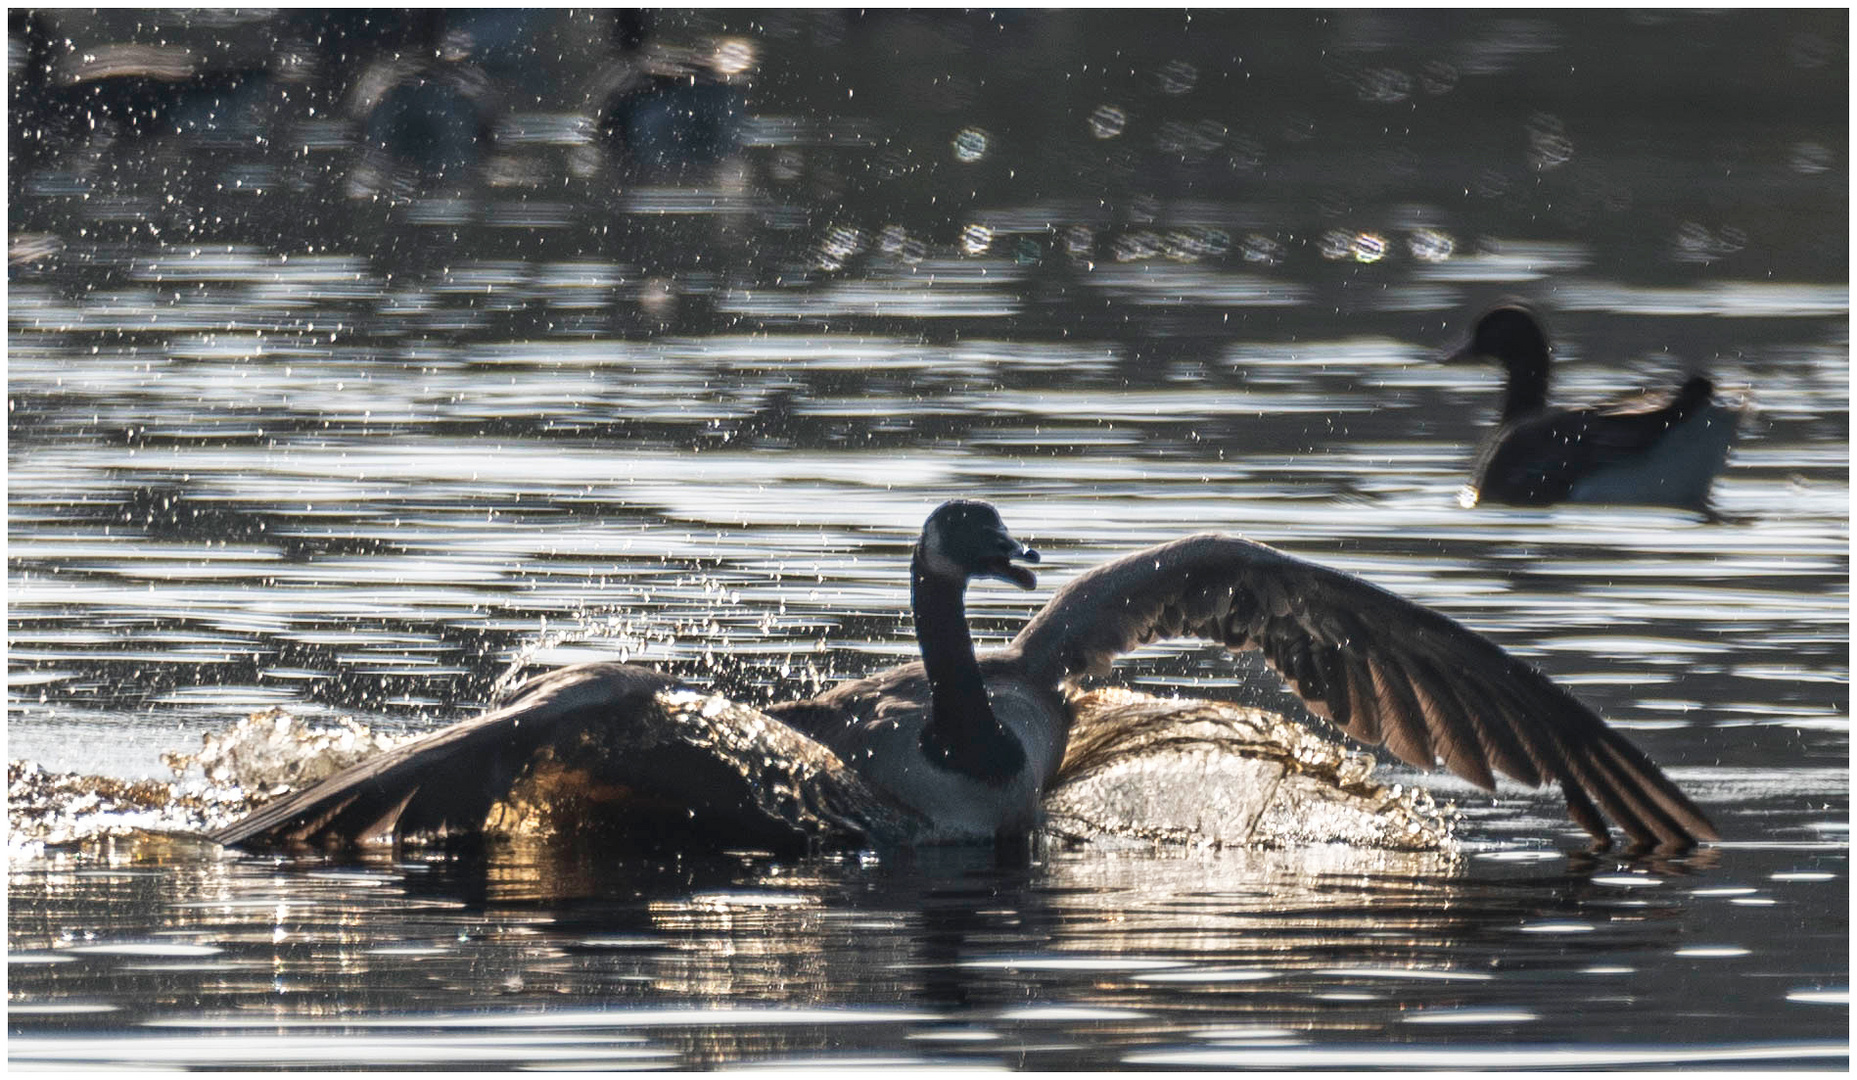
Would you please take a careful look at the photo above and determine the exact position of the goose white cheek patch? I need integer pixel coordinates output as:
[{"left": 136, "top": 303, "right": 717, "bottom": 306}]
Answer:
[{"left": 920, "top": 529, "right": 968, "bottom": 581}]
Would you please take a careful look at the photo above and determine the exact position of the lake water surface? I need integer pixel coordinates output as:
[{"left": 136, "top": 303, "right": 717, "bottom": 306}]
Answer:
[{"left": 7, "top": 9, "right": 1848, "bottom": 1070}]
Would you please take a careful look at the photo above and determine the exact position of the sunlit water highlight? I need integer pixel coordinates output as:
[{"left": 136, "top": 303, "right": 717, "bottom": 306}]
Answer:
[{"left": 7, "top": 8, "right": 1848, "bottom": 1070}]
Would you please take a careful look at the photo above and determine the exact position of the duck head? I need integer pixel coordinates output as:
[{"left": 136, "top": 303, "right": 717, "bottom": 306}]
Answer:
[
  {"left": 1446, "top": 303, "right": 1551, "bottom": 368},
  {"left": 1447, "top": 304, "right": 1554, "bottom": 420},
  {"left": 917, "top": 500, "right": 1040, "bottom": 589}
]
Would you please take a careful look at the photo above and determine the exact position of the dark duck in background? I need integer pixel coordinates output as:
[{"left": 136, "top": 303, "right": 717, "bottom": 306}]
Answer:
[{"left": 1447, "top": 304, "right": 1741, "bottom": 513}]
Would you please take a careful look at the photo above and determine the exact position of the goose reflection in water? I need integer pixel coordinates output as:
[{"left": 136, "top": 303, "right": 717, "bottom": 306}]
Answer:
[{"left": 211, "top": 501, "right": 1716, "bottom": 856}]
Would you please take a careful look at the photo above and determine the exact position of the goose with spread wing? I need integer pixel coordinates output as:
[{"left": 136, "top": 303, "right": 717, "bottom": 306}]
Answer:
[
  {"left": 211, "top": 500, "right": 1716, "bottom": 854},
  {"left": 1448, "top": 304, "right": 1740, "bottom": 512}
]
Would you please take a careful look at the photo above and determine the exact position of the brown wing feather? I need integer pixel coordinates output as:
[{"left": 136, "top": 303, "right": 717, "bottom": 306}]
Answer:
[
  {"left": 209, "top": 663, "right": 681, "bottom": 849},
  {"left": 213, "top": 662, "right": 916, "bottom": 852},
  {"left": 1010, "top": 535, "right": 1716, "bottom": 848}
]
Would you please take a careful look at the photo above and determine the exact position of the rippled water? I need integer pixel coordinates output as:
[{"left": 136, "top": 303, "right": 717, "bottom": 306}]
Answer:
[
  {"left": 7, "top": 8, "right": 1849, "bottom": 1070},
  {"left": 6, "top": 842, "right": 1850, "bottom": 1069}
]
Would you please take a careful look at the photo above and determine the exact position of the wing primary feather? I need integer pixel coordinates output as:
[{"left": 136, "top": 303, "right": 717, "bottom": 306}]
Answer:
[
  {"left": 1559, "top": 779, "right": 1613, "bottom": 848},
  {"left": 283, "top": 792, "right": 360, "bottom": 846},
  {"left": 1338, "top": 651, "right": 1381, "bottom": 743},
  {"left": 1585, "top": 725, "right": 1718, "bottom": 841},
  {"left": 1480, "top": 673, "right": 1582, "bottom": 785},
  {"left": 1591, "top": 733, "right": 1717, "bottom": 844},
  {"left": 1405, "top": 659, "right": 1496, "bottom": 790},
  {"left": 358, "top": 787, "right": 420, "bottom": 847},
  {"left": 1313, "top": 643, "right": 1351, "bottom": 729},
  {"left": 1366, "top": 656, "right": 1437, "bottom": 771},
  {"left": 1544, "top": 735, "right": 1656, "bottom": 846},
  {"left": 1319, "top": 609, "right": 1385, "bottom": 743},
  {"left": 1457, "top": 681, "right": 1544, "bottom": 788},
  {"left": 1471, "top": 674, "right": 1643, "bottom": 844},
  {"left": 1427, "top": 660, "right": 1541, "bottom": 788},
  {"left": 1479, "top": 665, "right": 1714, "bottom": 845},
  {"left": 1579, "top": 742, "right": 1688, "bottom": 847}
]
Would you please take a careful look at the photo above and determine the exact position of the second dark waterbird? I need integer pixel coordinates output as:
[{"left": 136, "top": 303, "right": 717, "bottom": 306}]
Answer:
[{"left": 1448, "top": 304, "right": 1741, "bottom": 513}]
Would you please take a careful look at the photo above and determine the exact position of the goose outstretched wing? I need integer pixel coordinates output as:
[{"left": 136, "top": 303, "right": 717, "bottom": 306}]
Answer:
[
  {"left": 210, "top": 663, "right": 907, "bottom": 851},
  {"left": 1009, "top": 535, "right": 1716, "bottom": 849}
]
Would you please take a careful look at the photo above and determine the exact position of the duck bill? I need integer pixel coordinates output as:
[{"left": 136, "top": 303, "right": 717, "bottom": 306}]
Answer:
[
  {"left": 997, "top": 561, "right": 1038, "bottom": 589},
  {"left": 986, "top": 543, "right": 1040, "bottom": 589},
  {"left": 1443, "top": 341, "right": 1481, "bottom": 365}
]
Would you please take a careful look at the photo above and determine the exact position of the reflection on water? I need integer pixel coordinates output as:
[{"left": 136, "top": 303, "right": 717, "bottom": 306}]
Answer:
[
  {"left": 7, "top": 7, "right": 1848, "bottom": 1071},
  {"left": 6, "top": 838, "right": 1847, "bottom": 1069},
  {"left": 9, "top": 317, "right": 1844, "bottom": 770}
]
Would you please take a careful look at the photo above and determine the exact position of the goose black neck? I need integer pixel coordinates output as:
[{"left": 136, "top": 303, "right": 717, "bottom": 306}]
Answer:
[
  {"left": 1501, "top": 355, "right": 1551, "bottom": 421},
  {"left": 910, "top": 552, "right": 1026, "bottom": 785},
  {"left": 1493, "top": 329, "right": 1553, "bottom": 421}
]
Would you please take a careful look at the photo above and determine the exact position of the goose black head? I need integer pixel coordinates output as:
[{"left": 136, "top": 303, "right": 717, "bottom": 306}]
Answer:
[
  {"left": 917, "top": 500, "right": 1040, "bottom": 589},
  {"left": 1447, "top": 304, "right": 1551, "bottom": 369}
]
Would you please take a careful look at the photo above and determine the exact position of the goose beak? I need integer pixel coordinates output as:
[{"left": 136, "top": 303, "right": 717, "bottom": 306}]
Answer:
[
  {"left": 982, "top": 539, "right": 1040, "bottom": 590},
  {"left": 1443, "top": 340, "right": 1480, "bottom": 365}
]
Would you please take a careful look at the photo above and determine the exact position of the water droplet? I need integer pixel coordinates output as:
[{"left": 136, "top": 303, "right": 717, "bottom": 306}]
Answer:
[
  {"left": 1344, "top": 233, "right": 1389, "bottom": 263},
  {"left": 951, "top": 127, "right": 990, "bottom": 163},
  {"left": 711, "top": 38, "right": 756, "bottom": 77},
  {"left": 959, "top": 223, "right": 993, "bottom": 255},
  {"left": 1355, "top": 67, "right": 1411, "bottom": 104},
  {"left": 1157, "top": 59, "right": 1198, "bottom": 96},
  {"left": 817, "top": 224, "right": 865, "bottom": 271},
  {"left": 1112, "top": 231, "right": 1161, "bottom": 262},
  {"left": 1789, "top": 141, "right": 1832, "bottom": 176},
  {"left": 1472, "top": 168, "right": 1511, "bottom": 198},
  {"left": 1418, "top": 60, "right": 1459, "bottom": 95},
  {"left": 1526, "top": 112, "right": 1573, "bottom": 171},
  {"left": 1241, "top": 233, "right": 1284, "bottom": 266},
  {"left": 770, "top": 148, "right": 803, "bottom": 183},
  {"left": 1088, "top": 104, "right": 1126, "bottom": 140},
  {"left": 1407, "top": 229, "right": 1455, "bottom": 262}
]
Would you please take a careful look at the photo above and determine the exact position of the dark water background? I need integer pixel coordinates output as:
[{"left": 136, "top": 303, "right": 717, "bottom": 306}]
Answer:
[{"left": 7, "top": 9, "right": 1849, "bottom": 1069}]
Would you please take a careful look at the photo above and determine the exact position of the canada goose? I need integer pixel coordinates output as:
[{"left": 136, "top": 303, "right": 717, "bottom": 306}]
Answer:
[
  {"left": 210, "top": 500, "right": 1717, "bottom": 853},
  {"left": 1447, "top": 304, "right": 1740, "bottom": 512}
]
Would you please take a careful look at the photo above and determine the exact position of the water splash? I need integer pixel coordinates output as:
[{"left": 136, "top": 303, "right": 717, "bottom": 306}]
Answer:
[
  {"left": 7, "top": 708, "right": 415, "bottom": 862},
  {"left": 10, "top": 687, "right": 1454, "bottom": 860},
  {"left": 1047, "top": 688, "right": 1456, "bottom": 851},
  {"left": 166, "top": 707, "right": 418, "bottom": 789}
]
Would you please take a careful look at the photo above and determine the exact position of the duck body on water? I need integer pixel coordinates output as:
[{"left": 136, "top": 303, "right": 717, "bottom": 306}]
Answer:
[
  {"left": 1449, "top": 304, "right": 1741, "bottom": 513},
  {"left": 212, "top": 500, "right": 1717, "bottom": 854}
]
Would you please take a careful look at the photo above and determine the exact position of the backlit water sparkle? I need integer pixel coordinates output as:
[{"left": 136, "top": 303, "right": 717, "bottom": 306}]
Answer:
[{"left": 7, "top": 8, "right": 1847, "bottom": 1070}]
